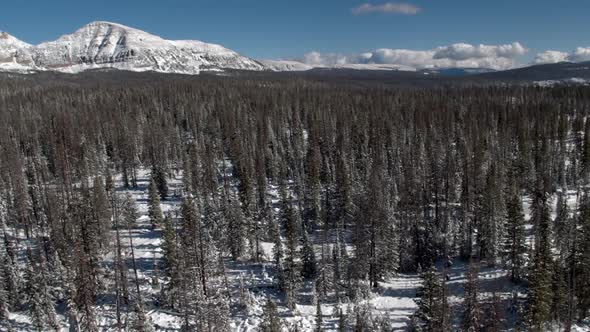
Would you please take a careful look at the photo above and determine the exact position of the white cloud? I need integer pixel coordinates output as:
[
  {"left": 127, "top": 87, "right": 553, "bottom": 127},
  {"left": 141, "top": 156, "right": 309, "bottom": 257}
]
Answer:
[
  {"left": 351, "top": 2, "right": 421, "bottom": 15},
  {"left": 533, "top": 50, "right": 569, "bottom": 64},
  {"left": 302, "top": 51, "right": 348, "bottom": 66},
  {"left": 296, "top": 42, "right": 528, "bottom": 71},
  {"left": 533, "top": 47, "right": 590, "bottom": 64},
  {"left": 434, "top": 42, "right": 527, "bottom": 60},
  {"left": 569, "top": 47, "right": 590, "bottom": 62}
]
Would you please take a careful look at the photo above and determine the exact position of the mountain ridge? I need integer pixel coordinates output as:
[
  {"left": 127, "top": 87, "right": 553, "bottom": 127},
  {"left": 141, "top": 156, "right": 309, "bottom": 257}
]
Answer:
[{"left": 0, "top": 21, "right": 264, "bottom": 74}]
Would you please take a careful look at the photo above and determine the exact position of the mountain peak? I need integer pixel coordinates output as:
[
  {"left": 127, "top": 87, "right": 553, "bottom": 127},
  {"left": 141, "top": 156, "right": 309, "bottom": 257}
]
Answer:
[
  {"left": 75, "top": 21, "right": 154, "bottom": 37},
  {"left": 1, "top": 21, "right": 264, "bottom": 74},
  {"left": 84, "top": 21, "right": 131, "bottom": 28},
  {"left": 0, "top": 31, "right": 32, "bottom": 48}
]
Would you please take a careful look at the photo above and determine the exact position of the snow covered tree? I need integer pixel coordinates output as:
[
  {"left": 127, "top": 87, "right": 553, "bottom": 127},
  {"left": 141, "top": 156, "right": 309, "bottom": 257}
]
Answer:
[
  {"left": 315, "top": 296, "right": 323, "bottom": 332},
  {"left": 478, "top": 162, "right": 505, "bottom": 266},
  {"left": 301, "top": 229, "right": 317, "bottom": 280},
  {"left": 485, "top": 292, "right": 504, "bottom": 332},
  {"left": 413, "top": 266, "right": 450, "bottom": 331},
  {"left": 128, "top": 303, "right": 156, "bottom": 332},
  {"left": 152, "top": 165, "right": 169, "bottom": 199},
  {"left": 526, "top": 191, "right": 553, "bottom": 331},
  {"left": 161, "top": 213, "right": 182, "bottom": 308},
  {"left": 352, "top": 157, "right": 398, "bottom": 290},
  {"left": 259, "top": 297, "right": 282, "bottom": 332},
  {"left": 0, "top": 264, "right": 8, "bottom": 323},
  {"left": 224, "top": 190, "right": 246, "bottom": 260},
  {"left": 304, "top": 144, "right": 322, "bottom": 231},
  {"left": 1, "top": 243, "right": 22, "bottom": 311},
  {"left": 148, "top": 176, "right": 164, "bottom": 226},
  {"left": 504, "top": 184, "right": 527, "bottom": 282},
  {"left": 92, "top": 176, "right": 111, "bottom": 250},
  {"left": 25, "top": 254, "right": 45, "bottom": 332},
  {"left": 283, "top": 192, "right": 301, "bottom": 309},
  {"left": 270, "top": 207, "right": 285, "bottom": 290},
  {"left": 550, "top": 259, "right": 568, "bottom": 326},
  {"left": 462, "top": 259, "right": 481, "bottom": 332},
  {"left": 554, "top": 191, "right": 571, "bottom": 258},
  {"left": 576, "top": 189, "right": 590, "bottom": 320},
  {"left": 23, "top": 247, "right": 59, "bottom": 332}
]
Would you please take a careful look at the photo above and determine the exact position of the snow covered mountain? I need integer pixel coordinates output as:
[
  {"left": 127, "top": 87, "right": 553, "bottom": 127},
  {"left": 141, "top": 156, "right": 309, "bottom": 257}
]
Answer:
[
  {"left": 0, "top": 32, "right": 38, "bottom": 73},
  {"left": 1, "top": 21, "right": 265, "bottom": 74},
  {"left": 260, "top": 59, "right": 315, "bottom": 72}
]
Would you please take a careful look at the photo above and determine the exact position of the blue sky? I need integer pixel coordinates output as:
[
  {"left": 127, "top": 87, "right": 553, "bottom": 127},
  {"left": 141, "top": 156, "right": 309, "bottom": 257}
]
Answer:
[{"left": 1, "top": 0, "right": 588, "bottom": 66}]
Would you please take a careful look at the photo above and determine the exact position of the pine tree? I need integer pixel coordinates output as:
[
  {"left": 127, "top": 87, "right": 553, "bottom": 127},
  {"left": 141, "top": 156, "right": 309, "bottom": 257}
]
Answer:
[
  {"left": 283, "top": 193, "right": 300, "bottom": 309},
  {"left": 478, "top": 162, "right": 505, "bottom": 266},
  {"left": 315, "top": 296, "right": 323, "bottom": 332},
  {"left": 526, "top": 191, "right": 553, "bottom": 331},
  {"left": 161, "top": 213, "right": 181, "bottom": 308},
  {"left": 260, "top": 297, "right": 282, "bottom": 332},
  {"left": 504, "top": 185, "right": 527, "bottom": 282},
  {"left": 0, "top": 255, "right": 9, "bottom": 322},
  {"left": 25, "top": 252, "right": 46, "bottom": 332},
  {"left": 576, "top": 189, "right": 590, "bottom": 319},
  {"left": 152, "top": 165, "right": 168, "bottom": 199},
  {"left": 1, "top": 243, "right": 22, "bottom": 311},
  {"left": 337, "top": 307, "right": 347, "bottom": 332},
  {"left": 485, "top": 292, "right": 504, "bottom": 332},
  {"left": 554, "top": 191, "right": 571, "bottom": 258},
  {"left": 270, "top": 208, "right": 285, "bottom": 290},
  {"left": 128, "top": 302, "right": 156, "bottom": 332},
  {"left": 550, "top": 259, "right": 568, "bottom": 326},
  {"left": 462, "top": 259, "right": 481, "bottom": 332},
  {"left": 414, "top": 266, "right": 449, "bottom": 331},
  {"left": 92, "top": 176, "right": 111, "bottom": 250},
  {"left": 301, "top": 229, "right": 317, "bottom": 280},
  {"left": 304, "top": 144, "right": 322, "bottom": 231},
  {"left": 225, "top": 191, "right": 246, "bottom": 260},
  {"left": 104, "top": 166, "right": 114, "bottom": 194},
  {"left": 25, "top": 247, "right": 59, "bottom": 332},
  {"left": 148, "top": 176, "right": 164, "bottom": 226}
]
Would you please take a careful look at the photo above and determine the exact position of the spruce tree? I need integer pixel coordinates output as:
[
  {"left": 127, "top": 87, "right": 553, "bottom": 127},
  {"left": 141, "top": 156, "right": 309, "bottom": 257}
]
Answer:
[
  {"left": 1, "top": 243, "right": 22, "bottom": 311},
  {"left": 283, "top": 193, "right": 300, "bottom": 310},
  {"left": 550, "top": 259, "right": 568, "bottom": 326},
  {"left": 414, "top": 266, "right": 449, "bottom": 331},
  {"left": 0, "top": 259, "right": 8, "bottom": 323},
  {"left": 478, "top": 162, "right": 505, "bottom": 266},
  {"left": 25, "top": 252, "right": 46, "bottom": 332},
  {"left": 554, "top": 191, "right": 571, "bottom": 258},
  {"left": 260, "top": 297, "right": 282, "bottom": 332},
  {"left": 485, "top": 292, "right": 504, "bottom": 332},
  {"left": 315, "top": 296, "right": 323, "bottom": 332},
  {"left": 152, "top": 165, "right": 169, "bottom": 199},
  {"left": 526, "top": 191, "right": 553, "bottom": 331},
  {"left": 92, "top": 176, "right": 111, "bottom": 250},
  {"left": 462, "top": 259, "right": 481, "bottom": 332},
  {"left": 504, "top": 185, "right": 527, "bottom": 282},
  {"left": 270, "top": 208, "right": 285, "bottom": 290},
  {"left": 576, "top": 189, "right": 590, "bottom": 319},
  {"left": 301, "top": 229, "right": 317, "bottom": 280},
  {"left": 128, "top": 303, "right": 156, "bottom": 332},
  {"left": 148, "top": 176, "right": 164, "bottom": 226}
]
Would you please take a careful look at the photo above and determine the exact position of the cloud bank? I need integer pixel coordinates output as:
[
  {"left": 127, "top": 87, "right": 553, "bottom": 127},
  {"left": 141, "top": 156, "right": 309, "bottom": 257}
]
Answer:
[
  {"left": 533, "top": 47, "right": 590, "bottom": 64},
  {"left": 351, "top": 2, "right": 421, "bottom": 15},
  {"left": 296, "top": 42, "right": 528, "bottom": 71}
]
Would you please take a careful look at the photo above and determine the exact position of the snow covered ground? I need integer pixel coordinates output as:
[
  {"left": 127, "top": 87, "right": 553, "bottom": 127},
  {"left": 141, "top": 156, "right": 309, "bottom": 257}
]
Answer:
[{"left": 4, "top": 167, "right": 590, "bottom": 331}]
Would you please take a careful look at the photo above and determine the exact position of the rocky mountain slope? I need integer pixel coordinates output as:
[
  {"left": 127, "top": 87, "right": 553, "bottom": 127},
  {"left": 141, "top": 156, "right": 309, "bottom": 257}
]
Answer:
[{"left": 0, "top": 21, "right": 265, "bottom": 74}]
